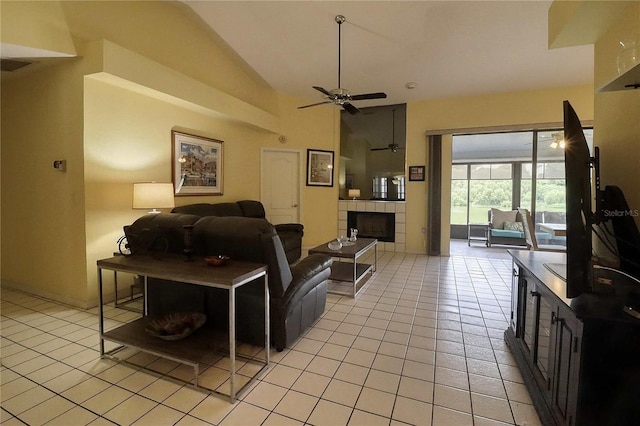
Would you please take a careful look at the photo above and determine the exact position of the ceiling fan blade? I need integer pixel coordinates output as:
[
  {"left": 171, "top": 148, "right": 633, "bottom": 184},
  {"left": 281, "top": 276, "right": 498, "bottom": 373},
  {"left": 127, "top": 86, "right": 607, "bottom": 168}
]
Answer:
[
  {"left": 370, "top": 147, "right": 390, "bottom": 151},
  {"left": 313, "top": 86, "right": 333, "bottom": 96},
  {"left": 298, "top": 101, "right": 333, "bottom": 109},
  {"left": 350, "top": 92, "right": 387, "bottom": 101},
  {"left": 342, "top": 102, "right": 360, "bottom": 115}
]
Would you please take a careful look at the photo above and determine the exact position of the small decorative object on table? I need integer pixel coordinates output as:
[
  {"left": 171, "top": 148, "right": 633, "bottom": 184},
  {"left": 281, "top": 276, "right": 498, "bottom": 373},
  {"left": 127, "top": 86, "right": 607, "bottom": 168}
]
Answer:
[
  {"left": 205, "top": 255, "right": 230, "bottom": 266},
  {"left": 328, "top": 240, "right": 343, "bottom": 251},
  {"left": 349, "top": 228, "right": 358, "bottom": 242},
  {"left": 145, "top": 312, "right": 207, "bottom": 340}
]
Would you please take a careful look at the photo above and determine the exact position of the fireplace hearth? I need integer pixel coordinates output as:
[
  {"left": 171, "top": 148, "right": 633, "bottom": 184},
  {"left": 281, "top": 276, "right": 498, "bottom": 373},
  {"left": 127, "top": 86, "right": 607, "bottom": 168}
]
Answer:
[{"left": 347, "top": 211, "right": 395, "bottom": 242}]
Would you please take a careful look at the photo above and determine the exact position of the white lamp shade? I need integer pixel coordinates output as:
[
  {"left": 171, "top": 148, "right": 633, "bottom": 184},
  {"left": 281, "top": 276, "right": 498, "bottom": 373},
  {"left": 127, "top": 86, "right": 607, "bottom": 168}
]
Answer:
[
  {"left": 348, "top": 189, "right": 361, "bottom": 198},
  {"left": 133, "top": 182, "right": 175, "bottom": 211}
]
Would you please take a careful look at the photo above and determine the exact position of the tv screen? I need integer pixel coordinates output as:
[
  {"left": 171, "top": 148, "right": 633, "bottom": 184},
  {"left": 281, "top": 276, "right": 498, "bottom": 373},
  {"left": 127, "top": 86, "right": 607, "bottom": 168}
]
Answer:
[{"left": 564, "top": 100, "right": 594, "bottom": 298}]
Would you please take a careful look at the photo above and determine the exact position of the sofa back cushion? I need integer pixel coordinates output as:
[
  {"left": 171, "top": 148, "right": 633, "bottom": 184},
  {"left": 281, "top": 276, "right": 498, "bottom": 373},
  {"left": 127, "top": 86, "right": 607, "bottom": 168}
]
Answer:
[
  {"left": 192, "top": 216, "right": 293, "bottom": 295},
  {"left": 172, "top": 202, "right": 243, "bottom": 217},
  {"left": 126, "top": 213, "right": 200, "bottom": 255},
  {"left": 490, "top": 208, "right": 518, "bottom": 229},
  {"left": 237, "top": 200, "right": 267, "bottom": 218}
]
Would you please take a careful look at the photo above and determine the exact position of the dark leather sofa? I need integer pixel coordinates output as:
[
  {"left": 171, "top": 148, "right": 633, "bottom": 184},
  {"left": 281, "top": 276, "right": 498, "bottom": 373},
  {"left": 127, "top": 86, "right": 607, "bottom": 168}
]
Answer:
[
  {"left": 125, "top": 213, "right": 331, "bottom": 351},
  {"left": 171, "top": 200, "right": 303, "bottom": 264}
]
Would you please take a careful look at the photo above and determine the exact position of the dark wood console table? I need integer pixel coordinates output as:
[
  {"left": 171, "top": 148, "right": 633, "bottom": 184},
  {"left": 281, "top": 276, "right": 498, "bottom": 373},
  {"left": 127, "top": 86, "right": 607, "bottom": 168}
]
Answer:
[
  {"left": 97, "top": 254, "right": 269, "bottom": 403},
  {"left": 506, "top": 250, "right": 640, "bottom": 425}
]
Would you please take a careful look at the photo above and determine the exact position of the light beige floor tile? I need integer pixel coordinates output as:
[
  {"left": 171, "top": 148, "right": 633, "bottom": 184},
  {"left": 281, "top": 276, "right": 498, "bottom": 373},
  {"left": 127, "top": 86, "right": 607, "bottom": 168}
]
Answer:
[
  {"left": 354, "top": 387, "right": 395, "bottom": 418},
  {"left": 1, "top": 385, "right": 56, "bottom": 415},
  {"left": 334, "top": 363, "right": 370, "bottom": 386},
  {"left": 279, "top": 349, "right": 314, "bottom": 369},
  {"left": 188, "top": 395, "right": 235, "bottom": 424},
  {"left": 308, "top": 399, "right": 353, "bottom": 426},
  {"left": 434, "top": 383, "right": 472, "bottom": 413},
  {"left": 470, "top": 393, "right": 514, "bottom": 423},
  {"left": 0, "top": 376, "right": 38, "bottom": 401},
  {"left": 371, "top": 353, "right": 404, "bottom": 374},
  {"left": 347, "top": 409, "right": 389, "bottom": 426},
  {"left": 263, "top": 364, "right": 302, "bottom": 388},
  {"left": 392, "top": 395, "right": 432, "bottom": 426},
  {"left": 46, "top": 405, "right": 99, "bottom": 425},
  {"left": 218, "top": 401, "right": 270, "bottom": 426},
  {"left": 432, "top": 405, "right": 474, "bottom": 426},
  {"left": 305, "top": 355, "right": 341, "bottom": 377},
  {"left": 134, "top": 404, "right": 185, "bottom": 426},
  {"left": 343, "top": 348, "right": 376, "bottom": 368},
  {"left": 322, "top": 379, "right": 362, "bottom": 407},
  {"left": 62, "top": 377, "right": 111, "bottom": 404},
  {"left": 104, "top": 394, "right": 157, "bottom": 425},
  {"left": 262, "top": 412, "right": 304, "bottom": 425},
  {"left": 163, "top": 386, "right": 207, "bottom": 413},
  {"left": 364, "top": 369, "right": 400, "bottom": 393},
  {"left": 291, "top": 371, "right": 331, "bottom": 397},
  {"left": 510, "top": 400, "right": 542, "bottom": 426},
  {"left": 243, "top": 381, "right": 287, "bottom": 410},
  {"left": 17, "top": 394, "right": 76, "bottom": 425},
  {"left": 83, "top": 385, "right": 134, "bottom": 415},
  {"left": 469, "top": 373, "right": 508, "bottom": 399},
  {"left": 117, "top": 370, "right": 158, "bottom": 393},
  {"left": 273, "top": 389, "right": 319, "bottom": 422},
  {"left": 397, "top": 375, "right": 434, "bottom": 403}
]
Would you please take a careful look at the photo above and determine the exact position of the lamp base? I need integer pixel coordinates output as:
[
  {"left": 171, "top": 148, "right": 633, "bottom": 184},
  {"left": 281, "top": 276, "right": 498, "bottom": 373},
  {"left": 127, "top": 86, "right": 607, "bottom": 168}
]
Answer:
[{"left": 148, "top": 209, "right": 162, "bottom": 214}]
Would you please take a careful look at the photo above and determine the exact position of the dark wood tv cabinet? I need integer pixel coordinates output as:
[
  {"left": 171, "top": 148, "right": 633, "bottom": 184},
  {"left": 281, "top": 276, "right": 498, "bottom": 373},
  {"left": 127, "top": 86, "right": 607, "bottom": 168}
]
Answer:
[{"left": 506, "top": 251, "right": 640, "bottom": 426}]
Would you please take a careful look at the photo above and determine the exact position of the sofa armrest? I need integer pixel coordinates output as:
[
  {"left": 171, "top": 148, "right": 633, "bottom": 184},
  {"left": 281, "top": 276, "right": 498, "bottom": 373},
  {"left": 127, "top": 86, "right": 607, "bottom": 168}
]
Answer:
[
  {"left": 275, "top": 223, "right": 304, "bottom": 235},
  {"left": 279, "top": 254, "right": 332, "bottom": 308}
]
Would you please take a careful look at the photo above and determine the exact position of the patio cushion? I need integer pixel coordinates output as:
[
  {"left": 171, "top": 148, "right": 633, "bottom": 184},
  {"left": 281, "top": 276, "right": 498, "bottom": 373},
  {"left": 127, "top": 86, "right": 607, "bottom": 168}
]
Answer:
[
  {"left": 491, "top": 229, "right": 524, "bottom": 238},
  {"left": 490, "top": 208, "right": 517, "bottom": 229}
]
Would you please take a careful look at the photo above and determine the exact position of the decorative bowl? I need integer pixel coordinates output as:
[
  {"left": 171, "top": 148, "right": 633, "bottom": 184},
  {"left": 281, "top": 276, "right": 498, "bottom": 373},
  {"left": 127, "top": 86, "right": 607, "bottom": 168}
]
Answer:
[
  {"left": 327, "top": 240, "right": 342, "bottom": 251},
  {"left": 145, "top": 312, "right": 207, "bottom": 341},
  {"left": 205, "top": 255, "right": 230, "bottom": 266}
]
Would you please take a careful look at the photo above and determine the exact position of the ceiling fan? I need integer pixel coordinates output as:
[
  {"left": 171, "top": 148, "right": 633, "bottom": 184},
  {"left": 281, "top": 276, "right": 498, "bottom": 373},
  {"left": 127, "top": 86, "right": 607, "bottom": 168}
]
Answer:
[
  {"left": 371, "top": 109, "right": 404, "bottom": 153},
  {"left": 298, "top": 15, "right": 387, "bottom": 115}
]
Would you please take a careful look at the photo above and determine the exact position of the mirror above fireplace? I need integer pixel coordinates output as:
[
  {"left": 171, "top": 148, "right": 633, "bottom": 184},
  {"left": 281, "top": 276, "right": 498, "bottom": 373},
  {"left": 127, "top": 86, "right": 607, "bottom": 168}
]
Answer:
[{"left": 339, "top": 104, "right": 407, "bottom": 201}]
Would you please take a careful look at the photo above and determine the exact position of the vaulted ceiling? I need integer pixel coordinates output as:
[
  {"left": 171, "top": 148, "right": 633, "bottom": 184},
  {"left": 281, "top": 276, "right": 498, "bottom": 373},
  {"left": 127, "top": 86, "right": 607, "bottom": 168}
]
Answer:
[{"left": 185, "top": 1, "right": 594, "bottom": 108}]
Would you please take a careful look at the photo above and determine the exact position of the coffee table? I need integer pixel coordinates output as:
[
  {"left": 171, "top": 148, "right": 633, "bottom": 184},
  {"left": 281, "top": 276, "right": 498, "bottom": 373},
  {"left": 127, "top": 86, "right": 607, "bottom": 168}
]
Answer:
[{"left": 308, "top": 238, "right": 377, "bottom": 298}]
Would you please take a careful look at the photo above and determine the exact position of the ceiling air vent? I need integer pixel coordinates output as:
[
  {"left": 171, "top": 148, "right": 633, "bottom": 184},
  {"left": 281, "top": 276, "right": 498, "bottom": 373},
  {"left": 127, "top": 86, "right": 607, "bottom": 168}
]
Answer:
[{"left": 1, "top": 58, "right": 34, "bottom": 72}]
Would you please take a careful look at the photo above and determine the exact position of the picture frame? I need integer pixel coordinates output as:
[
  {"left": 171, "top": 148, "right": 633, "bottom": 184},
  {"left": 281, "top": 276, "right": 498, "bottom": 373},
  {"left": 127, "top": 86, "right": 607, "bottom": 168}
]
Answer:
[
  {"left": 172, "top": 131, "right": 223, "bottom": 196},
  {"left": 306, "top": 149, "right": 334, "bottom": 187},
  {"left": 409, "top": 165, "right": 425, "bottom": 181}
]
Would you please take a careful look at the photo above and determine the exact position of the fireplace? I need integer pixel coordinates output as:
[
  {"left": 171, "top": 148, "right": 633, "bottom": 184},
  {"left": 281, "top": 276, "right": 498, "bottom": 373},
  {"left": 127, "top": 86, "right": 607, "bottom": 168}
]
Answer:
[{"left": 347, "top": 211, "right": 395, "bottom": 242}]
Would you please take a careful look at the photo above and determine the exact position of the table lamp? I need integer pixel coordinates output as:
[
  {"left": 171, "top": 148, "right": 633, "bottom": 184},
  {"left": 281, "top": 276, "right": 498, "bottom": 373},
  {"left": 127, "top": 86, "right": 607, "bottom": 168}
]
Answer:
[
  {"left": 133, "top": 182, "right": 175, "bottom": 214},
  {"left": 348, "top": 189, "right": 361, "bottom": 201}
]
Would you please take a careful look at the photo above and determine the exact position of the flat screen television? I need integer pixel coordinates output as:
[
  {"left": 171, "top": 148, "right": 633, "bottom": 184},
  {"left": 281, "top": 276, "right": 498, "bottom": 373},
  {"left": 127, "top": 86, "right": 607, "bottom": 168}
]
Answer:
[
  {"left": 564, "top": 100, "right": 594, "bottom": 298},
  {"left": 564, "top": 100, "right": 640, "bottom": 299}
]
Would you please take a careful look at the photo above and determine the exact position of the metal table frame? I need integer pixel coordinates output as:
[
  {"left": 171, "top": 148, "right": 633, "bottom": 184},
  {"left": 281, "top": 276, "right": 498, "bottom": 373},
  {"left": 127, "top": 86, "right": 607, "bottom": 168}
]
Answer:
[
  {"left": 309, "top": 238, "right": 377, "bottom": 298},
  {"left": 97, "top": 255, "right": 269, "bottom": 403}
]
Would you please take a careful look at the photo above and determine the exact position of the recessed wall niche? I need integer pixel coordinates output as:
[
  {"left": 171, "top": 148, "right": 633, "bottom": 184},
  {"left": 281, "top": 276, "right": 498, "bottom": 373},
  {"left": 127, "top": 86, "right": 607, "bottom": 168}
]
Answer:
[{"left": 339, "top": 103, "right": 407, "bottom": 201}]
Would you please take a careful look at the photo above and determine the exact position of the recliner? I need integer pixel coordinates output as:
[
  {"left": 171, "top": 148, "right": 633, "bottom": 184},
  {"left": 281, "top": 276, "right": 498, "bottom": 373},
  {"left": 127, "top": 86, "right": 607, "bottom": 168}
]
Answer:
[{"left": 125, "top": 213, "right": 331, "bottom": 351}]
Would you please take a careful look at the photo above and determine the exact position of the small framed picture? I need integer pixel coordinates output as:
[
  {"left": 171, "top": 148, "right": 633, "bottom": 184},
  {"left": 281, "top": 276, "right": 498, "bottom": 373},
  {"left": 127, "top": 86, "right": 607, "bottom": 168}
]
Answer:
[
  {"left": 409, "top": 165, "right": 425, "bottom": 181},
  {"left": 172, "top": 131, "right": 223, "bottom": 196},
  {"left": 306, "top": 149, "right": 334, "bottom": 187}
]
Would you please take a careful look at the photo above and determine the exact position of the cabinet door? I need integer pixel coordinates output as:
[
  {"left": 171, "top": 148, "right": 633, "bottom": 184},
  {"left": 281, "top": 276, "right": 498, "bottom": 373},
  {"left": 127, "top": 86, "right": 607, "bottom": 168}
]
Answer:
[
  {"left": 551, "top": 306, "right": 581, "bottom": 426},
  {"left": 522, "top": 279, "right": 538, "bottom": 357},
  {"left": 510, "top": 263, "right": 520, "bottom": 335},
  {"left": 536, "top": 292, "right": 554, "bottom": 387}
]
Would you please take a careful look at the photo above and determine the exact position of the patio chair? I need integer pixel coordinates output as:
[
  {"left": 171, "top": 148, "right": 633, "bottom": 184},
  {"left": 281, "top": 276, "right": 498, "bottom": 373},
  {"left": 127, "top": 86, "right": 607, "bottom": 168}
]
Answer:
[{"left": 517, "top": 208, "right": 566, "bottom": 252}]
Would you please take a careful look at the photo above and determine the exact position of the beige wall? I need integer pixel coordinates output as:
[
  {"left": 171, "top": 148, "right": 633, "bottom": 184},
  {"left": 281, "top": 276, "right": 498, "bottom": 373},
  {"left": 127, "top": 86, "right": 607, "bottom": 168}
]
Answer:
[{"left": 405, "top": 85, "right": 594, "bottom": 254}]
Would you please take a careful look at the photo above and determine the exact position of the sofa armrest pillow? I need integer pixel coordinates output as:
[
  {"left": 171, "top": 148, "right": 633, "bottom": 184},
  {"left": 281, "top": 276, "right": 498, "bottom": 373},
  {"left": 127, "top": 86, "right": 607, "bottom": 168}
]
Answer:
[
  {"left": 503, "top": 221, "right": 524, "bottom": 232},
  {"left": 490, "top": 208, "right": 517, "bottom": 229}
]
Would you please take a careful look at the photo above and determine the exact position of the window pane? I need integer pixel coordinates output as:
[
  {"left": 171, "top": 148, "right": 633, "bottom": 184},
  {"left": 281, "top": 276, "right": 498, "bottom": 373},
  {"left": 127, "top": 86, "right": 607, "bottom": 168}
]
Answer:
[
  {"left": 521, "top": 163, "right": 533, "bottom": 179},
  {"left": 491, "top": 164, "right": 512, "bottom": 179},
  {"left": 451, "top": 164, "right": 467, "bottom": 180},
  {"left": 470, "top": 164, "right": 491, "bottom": 179},
  {"left": 469, "top": 180, "right": 512, "bottom": 222},
  {"left": 450, "top": 180, "right": 468, "bottom": 225},
  {"left": 542, "top": 162, "right": 565, "bottom": 179}
]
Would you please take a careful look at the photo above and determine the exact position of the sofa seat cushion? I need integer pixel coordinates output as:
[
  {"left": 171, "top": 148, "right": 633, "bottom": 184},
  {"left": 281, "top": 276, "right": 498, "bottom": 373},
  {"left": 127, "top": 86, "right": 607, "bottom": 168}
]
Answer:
[{"left": 491, "top": 229, "right": 524, "bottom": 239}]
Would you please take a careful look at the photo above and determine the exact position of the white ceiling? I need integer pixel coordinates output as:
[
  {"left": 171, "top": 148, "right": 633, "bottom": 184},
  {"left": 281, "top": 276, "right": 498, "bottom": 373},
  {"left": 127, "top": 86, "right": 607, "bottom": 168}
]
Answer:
[{"left": 184, "top": 0, "right": 594, "bottom": 108}]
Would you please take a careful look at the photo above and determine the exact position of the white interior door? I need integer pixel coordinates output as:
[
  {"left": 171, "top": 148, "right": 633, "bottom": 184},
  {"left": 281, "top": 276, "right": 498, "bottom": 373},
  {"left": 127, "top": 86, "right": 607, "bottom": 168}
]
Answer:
[{"left": 261, "top": 149, "right": 301, "bottom": 224}]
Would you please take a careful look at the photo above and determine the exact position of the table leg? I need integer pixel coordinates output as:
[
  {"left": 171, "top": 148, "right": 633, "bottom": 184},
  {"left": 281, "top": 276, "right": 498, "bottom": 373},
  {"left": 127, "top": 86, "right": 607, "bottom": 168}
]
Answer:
[
  {"left": 229, "top": 287, "right": 236, "bottom": 403},
  {"left": 264, "top": 276, "right": 270, "bottom": 365},
  {"left": 98, "top": 267, "right": 105, "bottom": 356}
]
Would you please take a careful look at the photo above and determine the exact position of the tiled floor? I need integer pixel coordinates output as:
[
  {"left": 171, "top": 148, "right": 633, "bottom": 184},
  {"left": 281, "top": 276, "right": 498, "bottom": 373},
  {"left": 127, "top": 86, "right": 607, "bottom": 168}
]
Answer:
[{"left": 1, "top": 251, "right": 541, "bottom": 425}]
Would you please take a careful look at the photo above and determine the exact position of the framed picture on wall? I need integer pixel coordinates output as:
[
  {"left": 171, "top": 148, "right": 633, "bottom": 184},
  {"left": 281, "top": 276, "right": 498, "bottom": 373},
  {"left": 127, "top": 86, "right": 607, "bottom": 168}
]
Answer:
[
  {"left": 306, "top": 149, "right": 334, "bottom": 187},
  {"left": 409, "top": 165, "right": 425, "bottom": 181},
  {"left": 172, "top": 131, "right": 224, "bottom": 196}
]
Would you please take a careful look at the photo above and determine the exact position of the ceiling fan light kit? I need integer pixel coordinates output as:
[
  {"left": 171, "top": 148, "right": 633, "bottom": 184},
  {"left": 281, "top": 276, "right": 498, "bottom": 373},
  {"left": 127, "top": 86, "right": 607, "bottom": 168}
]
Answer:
[{"left": 298, "top": 15, "right": 387, "bottom": 114}]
